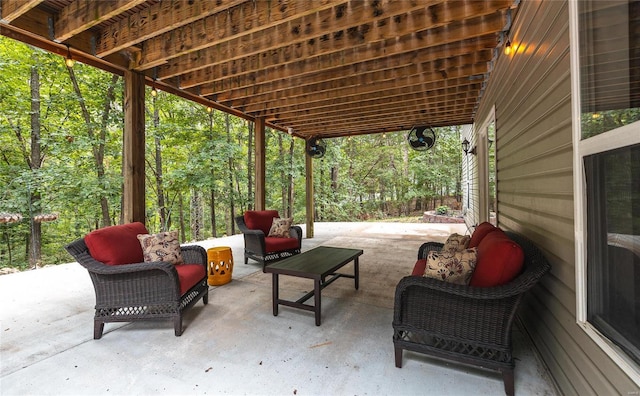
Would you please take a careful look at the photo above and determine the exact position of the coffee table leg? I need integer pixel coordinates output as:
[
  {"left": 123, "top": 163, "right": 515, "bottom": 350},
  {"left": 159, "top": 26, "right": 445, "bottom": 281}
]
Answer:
[
  {"left": 314, "top": 279, "right": 321, "bottom": 326},
  {"left": 272, "top": 273, "right": 279, "bottom": 317},
  {"left": 354, "top": 257, "right": 359, "bottom": 290}
]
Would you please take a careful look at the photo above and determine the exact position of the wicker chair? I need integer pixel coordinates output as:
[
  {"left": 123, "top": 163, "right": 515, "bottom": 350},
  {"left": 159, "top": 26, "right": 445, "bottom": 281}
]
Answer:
[
  {"left": 235, "top": 210, "right": 302, "bottom": 271},
  {"left": 65, "top": 223, "right": 208, "bottom": 339},
  {"left": 393, "top": 231, "right": 551, "bottom": 396}
]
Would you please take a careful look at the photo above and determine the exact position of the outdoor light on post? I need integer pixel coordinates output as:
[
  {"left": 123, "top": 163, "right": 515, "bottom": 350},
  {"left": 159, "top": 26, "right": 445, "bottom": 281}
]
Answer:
[{"left": 65, "top": 44, "right": 75, "bottom": 67}]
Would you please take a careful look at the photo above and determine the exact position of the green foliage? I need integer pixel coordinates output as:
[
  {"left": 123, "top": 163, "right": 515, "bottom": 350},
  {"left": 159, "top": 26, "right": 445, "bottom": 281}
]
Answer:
[
  {"left": 436, "top": 205, "right": 450, "bottom": 215},
  {"left": 0, "top": 36, "right": 463, "bottom": 269}
]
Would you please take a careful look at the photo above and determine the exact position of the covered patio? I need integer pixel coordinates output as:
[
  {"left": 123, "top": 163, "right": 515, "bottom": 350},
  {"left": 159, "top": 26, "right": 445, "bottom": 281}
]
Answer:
[{"left": 0, "top": 222, "right": 557, "bottom": 395}]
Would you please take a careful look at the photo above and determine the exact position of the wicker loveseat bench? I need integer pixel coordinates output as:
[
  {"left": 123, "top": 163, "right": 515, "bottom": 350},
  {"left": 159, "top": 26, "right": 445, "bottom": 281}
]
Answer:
[
  {"left": 393, "top": 223, "right": 551, "bottom": 396},
  {"left": 65, "top": 222, "right": 209, "bottom": 339}
]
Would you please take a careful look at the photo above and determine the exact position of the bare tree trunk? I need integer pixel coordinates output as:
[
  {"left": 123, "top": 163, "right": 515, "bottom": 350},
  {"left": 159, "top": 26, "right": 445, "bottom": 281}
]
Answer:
[
  {"left": 208, "top": 111, "right": 217, "bottom": 237},
  {"left": 278, "top": 133, "right": 286, "bottom": 214},
  {"left": 67, "top": 68, "right": 119, "bottom": 227},
  {"left": 190, "top": 189, "right": 203, "bottom": 241},
  {"left": 246, "top": 120, "right": 254, "bottom": 211},
  {"left": 225, "top": 114, "right": 235, "bottom": 234},
  {"left": 287, "top": 138, "right": 295, "bottom": 218},
  {"left": 29, "top": 65, "right": 41, "bottom": 268},
  {"left": 178, "top": 193, "right": 186, "bottom": 242},
  {"left": 152, "top": 96, "right": 167, "bottom": 231}
]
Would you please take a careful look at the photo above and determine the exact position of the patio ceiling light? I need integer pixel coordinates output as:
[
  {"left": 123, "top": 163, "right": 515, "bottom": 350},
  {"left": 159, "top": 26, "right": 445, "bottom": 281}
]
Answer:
[{"left": 64, "top": 44, "right": 75, "bottom": 68}]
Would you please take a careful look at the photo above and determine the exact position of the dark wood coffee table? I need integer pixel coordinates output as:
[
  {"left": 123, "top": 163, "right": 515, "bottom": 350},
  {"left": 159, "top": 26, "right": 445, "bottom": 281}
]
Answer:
[{"left": 264, "top": 246, "right": 363, "bottom": 326}]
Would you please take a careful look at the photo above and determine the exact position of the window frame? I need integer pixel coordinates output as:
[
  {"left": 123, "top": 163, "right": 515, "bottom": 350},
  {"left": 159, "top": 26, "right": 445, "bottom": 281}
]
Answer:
[{"left": 570, "top": 0, "right": 640, "bottom": 384}]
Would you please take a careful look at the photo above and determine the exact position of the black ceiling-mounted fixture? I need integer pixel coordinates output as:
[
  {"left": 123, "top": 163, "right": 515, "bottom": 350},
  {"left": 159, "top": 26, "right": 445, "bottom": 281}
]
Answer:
[
  {"left": 407, "top": 126, "right": 436, "bottom": 151},
  {"left": 306, "top": 137, "right": 326, "bottom": 159}
]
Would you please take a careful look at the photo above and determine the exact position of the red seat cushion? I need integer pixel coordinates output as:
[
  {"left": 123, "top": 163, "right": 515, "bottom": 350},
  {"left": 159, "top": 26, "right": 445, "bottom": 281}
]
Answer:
[
  {"left": 265, "top": 236, "right": 299, "bottom": 252},
  {"left": 84, "top": 222, "right": 149, "bottom": 265},
  {"left": 470, "top": 229, "right": 524, "bottom": 287},
  {"left": 468, "top": 222, "right": 497, "bottom": 248},
  {"left": 411, "top": 258, "right": 427, "bottom": 276},
  {"left": 244, "top": 210, "right": 280, "bottom": 235},
  {"left": 175, "top": 264, "right": 206, "bottom": 295}
]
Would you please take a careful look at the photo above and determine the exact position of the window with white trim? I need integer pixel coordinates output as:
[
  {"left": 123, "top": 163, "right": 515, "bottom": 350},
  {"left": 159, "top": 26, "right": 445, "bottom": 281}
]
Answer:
[{"left": 572, "top": 0, "right": 640, "bottom": 382}]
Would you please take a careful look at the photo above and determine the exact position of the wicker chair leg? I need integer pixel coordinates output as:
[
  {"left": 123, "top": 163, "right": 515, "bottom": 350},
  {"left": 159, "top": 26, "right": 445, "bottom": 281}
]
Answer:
[
  {"left": 203, "top": 291, "right": 209, "bottom": 305},
  {"left": 394, "top": 345, "right": 403, "bottom": 368},
  {"left": 244, "top": 254, "right": 248, "bottom": 264},
  {"left": 502, "top": 369, "right": 514, "bottom": 396},
  {"left": 174, "top": 317, "right": 183, "bottom": 337},
  {"left": 94, "top": 320, "right": 104, "bottom": 340}
]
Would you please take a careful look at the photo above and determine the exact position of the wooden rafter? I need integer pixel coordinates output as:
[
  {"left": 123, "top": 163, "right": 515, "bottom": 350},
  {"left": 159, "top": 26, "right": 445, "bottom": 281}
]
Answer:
[
  {"left": 0, "top": 0, "right": 42, "bottom": 23},
  {"left": 1, "top": 0, "right": 517, "bottom": 138}
]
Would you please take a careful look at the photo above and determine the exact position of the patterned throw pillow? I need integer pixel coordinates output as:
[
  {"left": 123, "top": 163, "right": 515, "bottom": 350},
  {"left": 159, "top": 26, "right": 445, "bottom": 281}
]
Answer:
[
  {"left": 268, "top": 217, "right": 293, "bottom": 238},
  {"left": 442, "top": 233, "right": 471, "bottom": 253},
  {"left": 424, "top": 247, "right": 477, "bottom": 285},
  {"left": 137, "top": 231, "right": 184, "bottom": 265}
]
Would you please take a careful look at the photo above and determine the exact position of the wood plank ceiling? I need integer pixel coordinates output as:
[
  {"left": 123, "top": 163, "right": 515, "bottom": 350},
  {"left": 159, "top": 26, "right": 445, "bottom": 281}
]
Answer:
[{"left": 1, "top": 0, "right": 516, "bottom": 140}]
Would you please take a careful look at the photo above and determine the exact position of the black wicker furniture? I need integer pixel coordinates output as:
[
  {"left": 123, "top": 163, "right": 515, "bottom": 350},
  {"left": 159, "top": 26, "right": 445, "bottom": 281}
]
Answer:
[
  {"left": 236, "top": 210, "right": 302, "bottom": 271},
  {"left": 393, "top": 230, "right": 551, "bottom": 396},
  {"left": 65, "top": 222, "right": 208, "bottom": 339}
]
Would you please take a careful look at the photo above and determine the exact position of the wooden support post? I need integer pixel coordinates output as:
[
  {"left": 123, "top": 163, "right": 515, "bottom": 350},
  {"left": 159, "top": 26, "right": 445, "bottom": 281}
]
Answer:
[
  {"left": 254, "top": 116, "right": 266, "bottom": 211},
  {"left": 122, "top": 70, "right": 146, "bottom": 224},
  {"left": 305, "top": 151, "right": 314, "bottom": 238}
]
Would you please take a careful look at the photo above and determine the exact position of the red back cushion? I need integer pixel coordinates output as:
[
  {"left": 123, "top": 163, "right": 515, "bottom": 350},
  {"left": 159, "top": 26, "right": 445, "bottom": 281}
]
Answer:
[
  {"left": 84, "top": 222, "right": 149, "bottom": 265},
  {"left": 470, "top": 229, "right": 524, "bottom": 287},
  {"left": 411, "top": 259, "right": 427, "bottom": 276},
  {"left": 244, "top": 210, "right": 280, "bottom": 235},
  {"left": 468, "top": 222, "right": 497, "bottom": 248}
]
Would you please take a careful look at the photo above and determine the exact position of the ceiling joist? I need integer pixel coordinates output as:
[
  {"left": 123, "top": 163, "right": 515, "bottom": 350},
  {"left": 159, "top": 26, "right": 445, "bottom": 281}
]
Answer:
[{"left": 1, "top": 0, "right": 518, "bottom": 139}]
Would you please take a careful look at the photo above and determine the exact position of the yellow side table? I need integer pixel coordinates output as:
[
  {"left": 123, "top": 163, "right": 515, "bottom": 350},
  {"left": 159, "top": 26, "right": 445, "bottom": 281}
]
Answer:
[{"left": 207, "top": 247, "right": 234, "bottom": 286}]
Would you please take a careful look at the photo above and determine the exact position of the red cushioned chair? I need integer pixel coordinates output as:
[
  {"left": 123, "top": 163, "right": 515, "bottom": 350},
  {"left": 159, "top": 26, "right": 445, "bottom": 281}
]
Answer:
[
  {"left": 65, "top": 222, "right": 208, "bottom": 339},
  {"left": 394, "top": 229, "right": 551, "bottom": 396},
  {"left": 235, "top": 210, "right": 302, "bottom": 272}
]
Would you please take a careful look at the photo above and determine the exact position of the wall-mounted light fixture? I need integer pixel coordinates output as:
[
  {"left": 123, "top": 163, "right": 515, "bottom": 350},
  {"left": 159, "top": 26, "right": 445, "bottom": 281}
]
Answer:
[
  {"left": 64, "top": 44, "right": 75, "bottom": 67},
  {"left": 462, "top": 138, "right": 476, "bottom": 155},
  {"left": 504, "top": 39, "right": 512, "bottom": 56}
]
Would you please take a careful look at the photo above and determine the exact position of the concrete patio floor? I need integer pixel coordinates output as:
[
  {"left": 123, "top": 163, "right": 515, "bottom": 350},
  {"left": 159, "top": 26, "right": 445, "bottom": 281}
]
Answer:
[{"left": 0, "top": 222, "right": 558, "bottom": 396}]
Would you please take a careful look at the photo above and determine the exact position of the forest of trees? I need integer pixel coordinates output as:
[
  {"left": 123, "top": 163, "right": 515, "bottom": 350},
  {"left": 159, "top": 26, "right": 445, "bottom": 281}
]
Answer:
[{"left": 0, "top": 37, "right": 463, "bottom": 270}]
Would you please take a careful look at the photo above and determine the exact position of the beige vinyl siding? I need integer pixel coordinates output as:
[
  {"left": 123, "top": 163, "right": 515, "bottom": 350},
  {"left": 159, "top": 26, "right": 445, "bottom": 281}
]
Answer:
[{"left": 475, "top": 0, "right": 636, "bottom": 394}]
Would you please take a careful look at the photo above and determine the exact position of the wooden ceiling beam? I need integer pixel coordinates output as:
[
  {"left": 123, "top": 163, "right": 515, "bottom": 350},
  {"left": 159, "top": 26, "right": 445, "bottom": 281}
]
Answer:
[
  {"left": 133, "top": 0, "right": 348, "bottom": 71},
  {"left": 168, "top": 0, "right": 509, "bottom": 84},
  {"left": 296, "top": 113, "right": 473, "bottom": 138},
  {"left": 270, "top": 87, "right": 479, "bottom": 125},
  {"left": 291, "top": 100, "right": 478, "bottom": 132},
  {"left": 288, "top": 97, "right": 477, "bottom": 130},
  {"left": 189, "top": 18, "right": 501, "bottom": 104},
  {"left": 95, "top": 0, "right": 247, "bottom": 58},
  {"left": 54, "top": 0, "right": 146, "bottom": 42},
  {"left": 235, "top": 61, "right": 489, "bottom": 113},
  {"left": 0, "top": 0, "right": 42, "bottom": 23},
  {"left": 215, "top": 50, "right": 492, "bottom": 103},
  {"left": 169, "top": 0, "right": 443, "bottom": 83},
  {"left": 241, "top": 76, "right": 478, "bottom": 116},
  {"left": 203, "top": 37, "right": 494, "bottom": 99}
]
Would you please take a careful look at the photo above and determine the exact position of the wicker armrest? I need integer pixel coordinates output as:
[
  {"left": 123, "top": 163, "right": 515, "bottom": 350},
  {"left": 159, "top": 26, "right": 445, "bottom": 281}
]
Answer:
[
  {"left": 418, "top": 242, "right": 444, "bottom": 259},
  {"left": 180, "top": 245, "right": 207, "bottom": 270},
  {"left": 290, "top": 225, "right": 303, "bottom": 241}
]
